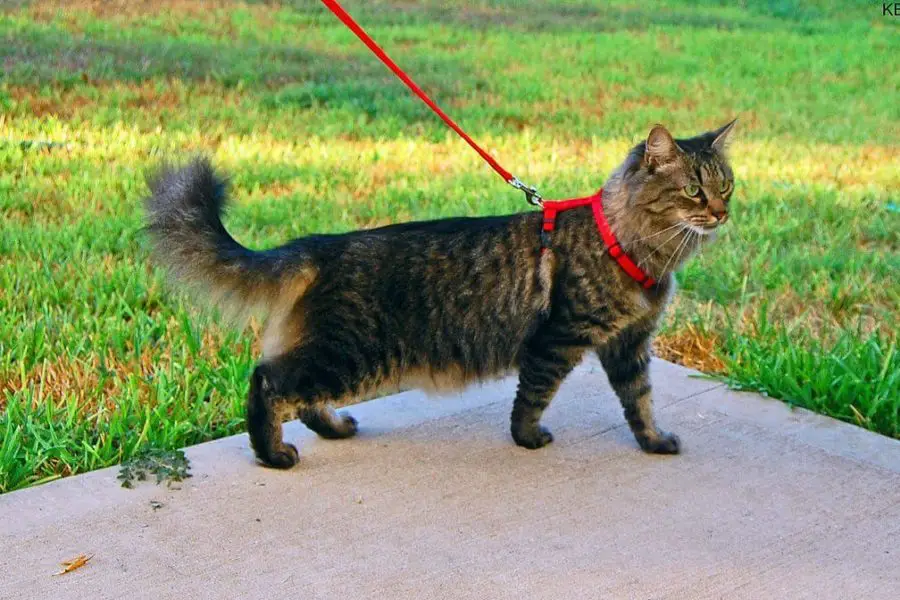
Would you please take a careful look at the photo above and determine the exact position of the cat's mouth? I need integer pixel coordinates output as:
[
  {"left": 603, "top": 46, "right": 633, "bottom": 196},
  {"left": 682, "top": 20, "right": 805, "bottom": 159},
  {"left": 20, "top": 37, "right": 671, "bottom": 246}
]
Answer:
[{"left": 684, "top": 221, "right": 719, "bottom": 236}]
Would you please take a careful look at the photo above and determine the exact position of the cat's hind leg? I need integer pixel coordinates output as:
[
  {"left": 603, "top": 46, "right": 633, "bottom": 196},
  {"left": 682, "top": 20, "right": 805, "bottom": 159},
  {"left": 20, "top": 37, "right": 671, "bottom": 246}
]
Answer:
[
  {"left": 300, "top": 404, "right": 358, "bottom": 439},
  {"left": 247, "top": 362, "right": 300, "bottom": 469},
  {"left": 248, "top": 344, "right": 364, "bottom": 468}
]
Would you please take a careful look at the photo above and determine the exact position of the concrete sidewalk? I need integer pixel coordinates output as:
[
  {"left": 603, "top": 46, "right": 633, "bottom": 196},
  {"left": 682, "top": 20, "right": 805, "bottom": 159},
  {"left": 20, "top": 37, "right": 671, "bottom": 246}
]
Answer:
[{"left": 2, "top": 358, "right": 898, "bottom": 599}]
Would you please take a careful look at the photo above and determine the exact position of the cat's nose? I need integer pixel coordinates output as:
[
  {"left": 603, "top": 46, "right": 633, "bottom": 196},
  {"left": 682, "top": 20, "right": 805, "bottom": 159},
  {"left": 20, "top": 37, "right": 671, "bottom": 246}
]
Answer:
[{"left": 711, "top": 208, "right": 728, "bottom": 223}]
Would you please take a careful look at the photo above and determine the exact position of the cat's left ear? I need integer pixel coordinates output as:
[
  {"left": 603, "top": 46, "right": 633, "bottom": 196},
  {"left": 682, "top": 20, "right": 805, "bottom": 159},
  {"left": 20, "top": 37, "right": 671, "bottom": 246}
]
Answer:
[
  {"left": 645, "top": 125, "right": 681, "bottom": 168},
  {"left": 711, "top": 118, "right": 737, "bottom": 152}
]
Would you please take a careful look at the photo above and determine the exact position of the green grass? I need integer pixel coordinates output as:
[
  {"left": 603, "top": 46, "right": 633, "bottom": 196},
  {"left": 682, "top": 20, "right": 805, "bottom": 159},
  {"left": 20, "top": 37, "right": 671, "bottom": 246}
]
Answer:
[{"left": 1, "top": 0, "right": 898, "bottom": 493}]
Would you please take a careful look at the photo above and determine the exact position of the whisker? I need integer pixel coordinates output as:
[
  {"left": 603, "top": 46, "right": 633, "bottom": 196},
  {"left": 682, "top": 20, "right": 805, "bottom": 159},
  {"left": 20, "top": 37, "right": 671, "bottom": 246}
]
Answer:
[
  {"left": 626, "top": 222, "right": 684, "bottom": 246},
  {"left": 637, "top": 225, "right": 686, "bottom": 268},
  {"left": 674, "top": 232, "right": 694, "bottom": 271},
  {"left": 661, "top": 230, "right": 693, "bottom": 275},
  {"left": 683, "top": 230, "right": 700, "bottom": 262}
]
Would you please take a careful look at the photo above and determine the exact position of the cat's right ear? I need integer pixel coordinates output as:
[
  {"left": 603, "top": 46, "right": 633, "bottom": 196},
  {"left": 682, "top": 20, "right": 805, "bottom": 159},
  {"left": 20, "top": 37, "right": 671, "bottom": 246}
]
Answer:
[
  {"left": 644, "top": 125, "right": 680, "bottom": 168},
  {"left": 711, "top": 118, "right": 738, "bottom": 152}
]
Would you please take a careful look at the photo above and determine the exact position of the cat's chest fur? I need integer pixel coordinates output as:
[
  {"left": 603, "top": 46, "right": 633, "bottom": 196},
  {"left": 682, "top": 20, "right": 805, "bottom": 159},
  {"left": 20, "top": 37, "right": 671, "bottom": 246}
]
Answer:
[{"left": 563, "top": 266, "right": 675, "bottom": 347}]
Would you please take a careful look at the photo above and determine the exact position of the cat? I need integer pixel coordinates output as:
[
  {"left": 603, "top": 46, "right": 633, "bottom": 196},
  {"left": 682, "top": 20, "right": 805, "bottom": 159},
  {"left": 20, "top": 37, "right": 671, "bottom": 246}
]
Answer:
[{"left": 145, "top": 121, "right": 736, "bottom": 469}]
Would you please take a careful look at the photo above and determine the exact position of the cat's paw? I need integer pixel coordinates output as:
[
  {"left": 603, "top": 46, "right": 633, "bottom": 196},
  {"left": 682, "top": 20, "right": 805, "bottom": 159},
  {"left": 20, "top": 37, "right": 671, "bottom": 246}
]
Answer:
[
  {"left": 261, "top": 443, "right": 300, "bottom": 469},
  {"left": 299, "top": 402, "right": 361, "bottom": 440},
  {"left": 512, "top": 425, "right": 554, "bottom": 450},
  {"left": 313, "top": 412, "right": 358, "bottom": 439},
  {"left": 638, "top": 431, "right": 680, "bottom": 455},
  {"left": 335, "top": 413, "right": 359, "bottom": 438},
  {"left": 301, "top": 405, "right": 360, "bottom": 440}
]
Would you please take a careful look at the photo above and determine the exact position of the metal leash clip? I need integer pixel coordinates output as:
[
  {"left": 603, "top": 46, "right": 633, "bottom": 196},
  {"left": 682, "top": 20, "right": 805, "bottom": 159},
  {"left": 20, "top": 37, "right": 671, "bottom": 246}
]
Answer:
[{"left": 509, "top": 177, "right": 543, "bottom": 207}]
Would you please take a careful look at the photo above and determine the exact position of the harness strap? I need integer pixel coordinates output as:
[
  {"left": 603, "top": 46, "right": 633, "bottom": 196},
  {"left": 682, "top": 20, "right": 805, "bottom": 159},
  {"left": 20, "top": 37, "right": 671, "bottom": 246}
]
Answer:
[
  {"left": 542, "top": 190, "right": 657, "bottom": 289},
  {"left": 593, "top": 197, "right": 657, "bottom": 289},
  {"left": 541, "top": 194, "right": 598, "bottom": 253}
]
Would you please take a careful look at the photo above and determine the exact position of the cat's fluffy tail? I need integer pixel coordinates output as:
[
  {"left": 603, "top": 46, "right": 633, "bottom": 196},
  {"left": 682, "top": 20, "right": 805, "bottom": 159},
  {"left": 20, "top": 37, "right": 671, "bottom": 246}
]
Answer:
[{"left": 144, "top": 157, "right": 315, "bottom": 323}]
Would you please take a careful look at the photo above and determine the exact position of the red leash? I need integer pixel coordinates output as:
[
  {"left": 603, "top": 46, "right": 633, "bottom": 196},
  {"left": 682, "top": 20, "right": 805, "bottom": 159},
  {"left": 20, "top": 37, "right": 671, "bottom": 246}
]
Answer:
[
  {"left": 319, "top": 0, "right": 541, "bottom": 205},
  {"left": 318, "top": 0, "right": 656, "bottom": 288}
]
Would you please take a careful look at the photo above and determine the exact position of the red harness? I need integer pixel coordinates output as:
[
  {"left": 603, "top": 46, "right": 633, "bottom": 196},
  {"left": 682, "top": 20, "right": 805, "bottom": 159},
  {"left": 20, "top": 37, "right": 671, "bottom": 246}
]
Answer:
[
  {"left": 542, "top": 190, "right": 656, "bottom": 289},
  {"left": 320, "top": 0, "right": 655, "bottom": 289}
]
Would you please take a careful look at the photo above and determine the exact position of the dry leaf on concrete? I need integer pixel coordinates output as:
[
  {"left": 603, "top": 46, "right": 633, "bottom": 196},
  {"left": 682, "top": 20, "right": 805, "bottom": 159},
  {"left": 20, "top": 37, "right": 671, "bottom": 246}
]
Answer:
[{"left": 53, "top": 554, "right": 93, "bottom": 576}]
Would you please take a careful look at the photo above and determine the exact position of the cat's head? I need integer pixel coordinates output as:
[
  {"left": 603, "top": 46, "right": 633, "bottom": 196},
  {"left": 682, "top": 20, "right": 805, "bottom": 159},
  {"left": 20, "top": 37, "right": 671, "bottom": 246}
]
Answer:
[{"left": 622, "top": 120, "right": 737, "bottom": 236}]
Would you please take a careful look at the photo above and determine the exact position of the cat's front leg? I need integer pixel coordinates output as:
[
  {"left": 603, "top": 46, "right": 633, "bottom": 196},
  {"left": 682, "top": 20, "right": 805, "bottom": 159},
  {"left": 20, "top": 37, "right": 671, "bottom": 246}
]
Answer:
[
  {"left": 596, "top": 326, "right": 680, "bottom": 454},
  {"left": 510, "top": 331, "right": 585, "bottom": 449}
]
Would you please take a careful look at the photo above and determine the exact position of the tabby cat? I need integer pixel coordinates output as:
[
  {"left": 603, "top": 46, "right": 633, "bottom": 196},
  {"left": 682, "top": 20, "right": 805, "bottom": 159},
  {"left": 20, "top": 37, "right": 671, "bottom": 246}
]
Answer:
[{"left": 145, "top": 122, "right": 736, "bottom": 468}]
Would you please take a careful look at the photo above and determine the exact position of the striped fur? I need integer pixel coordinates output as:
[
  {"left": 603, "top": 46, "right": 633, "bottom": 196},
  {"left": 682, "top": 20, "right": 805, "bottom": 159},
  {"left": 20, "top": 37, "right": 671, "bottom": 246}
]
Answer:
[{"left": 144, "top": 122, "right": 735, "bottom": 468}]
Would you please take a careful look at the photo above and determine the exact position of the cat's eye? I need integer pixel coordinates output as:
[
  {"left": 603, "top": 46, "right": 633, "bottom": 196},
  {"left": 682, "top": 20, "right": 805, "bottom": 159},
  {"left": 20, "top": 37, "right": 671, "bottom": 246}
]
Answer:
[
  {"left": 683, "top": 183, "right": 700, "bottom": 198},
  {"left": 719, "top": 180, "right": 732, "bottom": 193}
]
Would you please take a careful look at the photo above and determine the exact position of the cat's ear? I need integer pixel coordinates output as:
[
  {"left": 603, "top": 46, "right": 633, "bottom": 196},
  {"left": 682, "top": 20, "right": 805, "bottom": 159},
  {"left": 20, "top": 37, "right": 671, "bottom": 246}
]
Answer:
[
  {"left": 711, "top": 118, "right": 737, "bottom": 152},
  {"left": 644, "top": 125, "right": 680, "bottom": 167}
]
